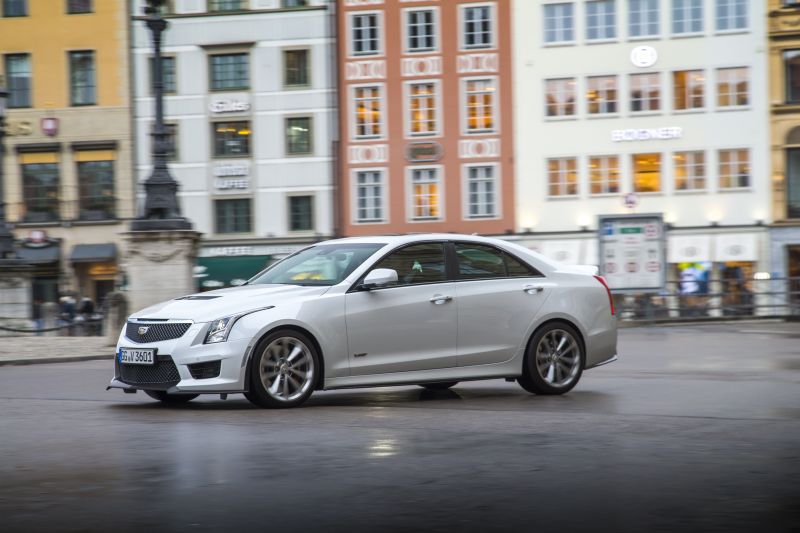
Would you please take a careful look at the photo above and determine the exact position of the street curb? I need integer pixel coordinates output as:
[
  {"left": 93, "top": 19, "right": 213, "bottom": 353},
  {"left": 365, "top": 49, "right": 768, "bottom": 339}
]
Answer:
[{"left": 0, "top": 354, "right": 114, "bottom": 366}]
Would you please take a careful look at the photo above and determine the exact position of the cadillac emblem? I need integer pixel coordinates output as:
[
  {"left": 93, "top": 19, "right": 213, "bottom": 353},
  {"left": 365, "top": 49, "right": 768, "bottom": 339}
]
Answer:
[{"left": 138, "top": 326, "right": 150, "bottom": 336}]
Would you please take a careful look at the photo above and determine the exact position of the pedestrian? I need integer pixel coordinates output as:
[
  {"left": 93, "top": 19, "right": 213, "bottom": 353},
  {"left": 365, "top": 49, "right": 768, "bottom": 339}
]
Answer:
[{"left": 32, "top": 300, "right": 44, "bottom": 336}]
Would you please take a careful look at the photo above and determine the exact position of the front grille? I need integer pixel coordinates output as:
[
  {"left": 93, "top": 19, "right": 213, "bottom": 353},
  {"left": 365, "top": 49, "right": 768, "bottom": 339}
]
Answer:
[
  {"left": 117, "top": 355, "right": 180, "bottom": 389},
  {"left": 188, "top": 360, "right": 221, "bottom": 380},
  {"left": 126, "top": 321, "right": 191, "bottom": 343}
]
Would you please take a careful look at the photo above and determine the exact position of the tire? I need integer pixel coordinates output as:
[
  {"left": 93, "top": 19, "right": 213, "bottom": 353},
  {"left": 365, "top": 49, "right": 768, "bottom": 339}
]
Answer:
[
  {"left": 518, "top": 322, "right": 584, "bottom": 395},
  {"left": 144, "top": 390, "right": 199, "bottom": 404},
  {"left": 418, "top": 381, "right": 458, "bottom": 391},
  {"left": 245, "top": 329, "right": 319, "bottom": 409}
]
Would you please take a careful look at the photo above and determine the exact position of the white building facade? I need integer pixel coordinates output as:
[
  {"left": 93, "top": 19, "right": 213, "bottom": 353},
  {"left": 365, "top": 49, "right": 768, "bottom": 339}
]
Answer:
[
  {"left": 131, "top": 0, "right": 335, "bottom": 289},
  {"left": 512, "top": 0, "right": 770, "bottom": 297}
]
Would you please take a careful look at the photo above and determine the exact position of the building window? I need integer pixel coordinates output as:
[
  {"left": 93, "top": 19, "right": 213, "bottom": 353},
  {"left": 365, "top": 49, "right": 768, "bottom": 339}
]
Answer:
[
  {"left": 284, "top": 49, "right": 309, "bottom": 87},
  {"left": 208, "top": 0, "right": 243, "bottom": 12},
  {"left": 632, "top": 153, "right": 661, "bottom": 192},
  {"left": 673, "top": 69, "right": 704, "bottom": 110},
  {"left": 544, "top": 3, "right": 574, "bottom": 44},
  {"left": 210, "top": 53, "right": 249, "bottom": 91},
  {"left": 149, "top": 56, "right": 176, "bottom": 94},
  {"left": 356, "top": 170, "right": 385, "bottom": 223},
  {"left": 462, "top": 4, "right": 494, "bottom": 49},
  {"left": 214, "top": 199, "right": 251, "bottom": 234},
  {"left": 719, "top": 149, "right": 750, "bottom": 189},
  {"left": 67, "top": 0, "right": 92, "bottom": 14},
  {"left": 78, "top": 160, "right": 115, "bottom": 220},
  {"left": 587, "top": 75, "right": 617, "bottom": 114},
  {"left": 630, "top": 72, "right": 660, "bottom": 112},
  {"left": 715, "top": 0, "right": 746, "bottom": 31},
  {"left": 213, "top": 121, "right": 251, "bottom": 157},
  {"left": 787, "top": 147, "right": 800, "bottom": 219},
  {"left": 289, "top": 196, "right": 314, "bottom": 232},
  {"left": 69, "top": 51, "right": 96, "bottom": 106},
  {"left": 286, "top": 117, "right": 312, "bottom": 155},
  {"left": 22, "top": 163, "right": 60, "bottom": 223},
  {"left": 152, "top": 123, "right": 179, "bottom": 161},
  {"left": 466, "top": 165, "right": 497, "bottom": 219},
  {"left": 586, "top": 0, "right": 616, "bottom": 41},
  {"left": 407, "top": 9, "right": 436, "bottom": 52},
  {"left": 1, "top": 0, "right": 26, "bottom": 17},
  {"left": 717, "top": 67, "right": 748, "bottom": 108},
  {"left": 464, "top": 78, "right": 496, "bottom": 134},
  {"left": 672, "top": 0, "right": 703, "bottom": 34},
  {"left": 629, "top": 0, "right": 659, "bottom": 37},
  {"left": 674, "top": 151, "right": 705, "bottom": 191},
  {"left": 547, "top": 157, "right": 578, "bottom": 197},
  {"left": 353, "top": 85, "right": 383, "bottom": 139},
  {"left": 351, "top": 13, "right": 381, "bottom": 56},
  {"left": 408, "top": 82, "right": 438, "bottom": 136},
  {"left": 282, "top": 0, "right": 307, "bottom": 6},
  {"left": 785, "top": 50, "right": 800, "bottom": 104},
  {"left": 589, "top": 155, "right": 620, "bottom": 195},
  {"left": 410, "top": 168, "right": 442, "bottom": 221},
  {"left": 545, "top": 78, "right": 577, "bottom": 117},
  {"left": 4, "top": 54, "right": 31, "bottom": 108}
]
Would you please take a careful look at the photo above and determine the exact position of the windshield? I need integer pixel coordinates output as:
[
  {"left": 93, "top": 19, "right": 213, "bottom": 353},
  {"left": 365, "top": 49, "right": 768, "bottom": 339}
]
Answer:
[{"left": 248, "top": 243, "right": 386, "bottom": 286}]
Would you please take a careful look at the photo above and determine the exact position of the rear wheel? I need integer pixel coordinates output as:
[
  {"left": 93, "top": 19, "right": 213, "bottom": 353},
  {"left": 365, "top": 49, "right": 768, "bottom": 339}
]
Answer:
[
  {"left": 143, "top": 390, "right": 199, "bottom": 404},
  {"left": 518, "top": 322, "right": 584, "bottom": 395},
  {"left": 418, "top": 382, "right": 458, "bottom": 391},
  {"left": 245, "top": 330, "right": 319, "bottom": 409}
]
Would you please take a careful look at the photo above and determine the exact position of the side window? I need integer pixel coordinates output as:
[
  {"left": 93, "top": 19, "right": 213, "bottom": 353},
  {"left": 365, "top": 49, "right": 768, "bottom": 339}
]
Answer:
[
  {"left": 455, "top": 243, "right": 542, "bottom": 280},
  {"left": 371, "top": 243, "right": 446, "bottom": 286}
]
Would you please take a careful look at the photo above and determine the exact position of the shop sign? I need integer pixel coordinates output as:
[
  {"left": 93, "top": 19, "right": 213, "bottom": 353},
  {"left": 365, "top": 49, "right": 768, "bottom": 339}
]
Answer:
[
  {"left": 598, "top": 213, "right": 666, "bottom": 292},
  {"left": 4, "top": 120, "right": 33, "bottom": 136},
  {"left": 41, "top": 117, "right": 59, "bottom": 137},
  {"left": 89, "top": 264, "right": 118, "bottom": 276},
  {"left": 611, "top": 127, "right": 682, "bottom": 142},
  {"left": 204, "top": 246, "right": 255, "bottom": 257},
  {"left": 28, "top": 230, "right": 48, "bottom": 245},
  {"left": 630, "top": 46, "right": 658, "bottom": 68},
  {"left": 406, "top": 141, "right": 442, "bottom": 163},
  {"left": 214, "top": 178, "right": 249, "bottom": 191},
  {"left": 209, "top": 98, "right": 251, "bottom": 114}
]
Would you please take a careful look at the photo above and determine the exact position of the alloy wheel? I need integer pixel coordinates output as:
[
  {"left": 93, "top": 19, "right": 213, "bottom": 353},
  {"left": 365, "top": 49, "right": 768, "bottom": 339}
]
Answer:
[
  {"left": 534, "top": 328, "right": 581, "bottom": 388},
  {"left": 258, "top": 336, "right": 315, "bottom": 403}
]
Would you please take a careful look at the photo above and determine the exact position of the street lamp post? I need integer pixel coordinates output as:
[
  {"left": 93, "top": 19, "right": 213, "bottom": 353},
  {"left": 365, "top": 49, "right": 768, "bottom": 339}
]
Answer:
[
  {"left": 131, "top": 0, "right": 192, "bottom": 231},
  {"left": 0, "top": 84, "right": 16, "bottom": 259}
]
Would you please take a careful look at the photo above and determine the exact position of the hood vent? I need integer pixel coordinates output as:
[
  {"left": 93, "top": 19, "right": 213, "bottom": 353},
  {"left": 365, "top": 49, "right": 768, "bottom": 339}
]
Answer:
[{"left": 175, "top": 295, "right": 222, "bottom": 301}]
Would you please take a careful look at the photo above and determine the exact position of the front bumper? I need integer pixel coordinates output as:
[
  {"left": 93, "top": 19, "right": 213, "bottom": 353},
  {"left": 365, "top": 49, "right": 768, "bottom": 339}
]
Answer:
[{"left": 109, "top": 322, "right": 252, "bottom": 394}]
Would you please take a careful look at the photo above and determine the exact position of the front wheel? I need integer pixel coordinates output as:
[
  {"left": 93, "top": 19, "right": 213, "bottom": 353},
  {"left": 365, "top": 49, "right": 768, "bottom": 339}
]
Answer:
[
  {"left": 418, "top": 382, "right": 458, "bottom": 391},
  {"left": 144, "top": 390, "right": 199, "bottom": 404},
  {"left": 245, "top": 330, "right": 319, "bottom": 409},
  {"left": 518, "top": 322, "right": 584, "bottom": 395}
]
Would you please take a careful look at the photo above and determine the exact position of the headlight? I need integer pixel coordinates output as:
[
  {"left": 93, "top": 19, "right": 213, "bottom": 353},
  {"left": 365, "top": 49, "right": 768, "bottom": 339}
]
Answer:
[{"left": 204, "top": 316, "right": 235, "bottom": 344}]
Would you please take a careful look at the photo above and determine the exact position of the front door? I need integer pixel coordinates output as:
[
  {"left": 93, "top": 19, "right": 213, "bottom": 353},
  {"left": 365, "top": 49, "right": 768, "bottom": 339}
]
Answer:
[{"left": 345, "top": 242, "right": 458, "bottom": 376}]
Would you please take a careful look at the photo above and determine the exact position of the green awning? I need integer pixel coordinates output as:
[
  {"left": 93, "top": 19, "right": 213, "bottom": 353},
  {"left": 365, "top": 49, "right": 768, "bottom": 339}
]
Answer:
[{"left": 195, "top": 255, "right": 273, "bottom": 290}]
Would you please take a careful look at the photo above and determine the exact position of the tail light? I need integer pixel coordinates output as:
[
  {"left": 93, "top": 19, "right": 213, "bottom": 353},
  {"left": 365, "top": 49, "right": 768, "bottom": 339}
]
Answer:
[{"left": 593, "top": 275, "right": 615, "bottom": 316}]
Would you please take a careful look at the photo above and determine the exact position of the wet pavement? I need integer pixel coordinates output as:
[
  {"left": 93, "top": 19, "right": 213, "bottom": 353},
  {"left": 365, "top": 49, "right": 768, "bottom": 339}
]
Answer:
[{"left": 0, "top": 322, "right": 798, "bottom": 532}]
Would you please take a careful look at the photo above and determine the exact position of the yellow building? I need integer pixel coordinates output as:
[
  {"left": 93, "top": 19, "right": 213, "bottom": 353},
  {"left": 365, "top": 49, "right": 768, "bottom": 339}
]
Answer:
[{"left": 0, "top": 0, "right": 133, "bottom": 308}]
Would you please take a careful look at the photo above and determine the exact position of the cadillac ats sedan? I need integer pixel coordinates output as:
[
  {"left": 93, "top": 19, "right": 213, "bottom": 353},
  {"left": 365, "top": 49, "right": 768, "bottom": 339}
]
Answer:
[{"left": 109, "top": 234, "right": 617, "bottom": 408}]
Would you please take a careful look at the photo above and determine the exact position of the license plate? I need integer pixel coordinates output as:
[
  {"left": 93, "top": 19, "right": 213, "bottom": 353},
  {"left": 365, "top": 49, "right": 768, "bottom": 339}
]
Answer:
[{"left": 119, "top": 348, "right": 156, "bottom": 365}]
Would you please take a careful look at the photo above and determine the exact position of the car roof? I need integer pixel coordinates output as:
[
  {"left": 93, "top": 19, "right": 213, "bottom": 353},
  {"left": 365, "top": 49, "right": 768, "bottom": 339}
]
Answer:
[{"left": 318, "top": 233, "right": 508, "bottom": 246}]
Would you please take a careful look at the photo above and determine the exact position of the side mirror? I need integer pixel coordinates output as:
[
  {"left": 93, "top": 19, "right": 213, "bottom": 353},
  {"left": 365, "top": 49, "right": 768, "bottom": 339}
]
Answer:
[{"left": 360, "top": 268, "right": 398, "bottom": 290}]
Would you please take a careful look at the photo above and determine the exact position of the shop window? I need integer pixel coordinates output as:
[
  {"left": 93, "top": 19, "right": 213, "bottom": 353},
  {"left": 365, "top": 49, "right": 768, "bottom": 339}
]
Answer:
[
  {"left": 673, "top": 69, "right": 704, "bottom": 110},
  {"left": 286, "top": 117, "right": 312, "bottom": 155},
  {"left": 630, "top": 72, "right": 660, "bottom": 113},
  {"left": 22, "top": 163, "right": 60, "bottom": 222},
  {"left": 717, "top": 67, "right": 748, "bottom": 108},
  {"left": 212, "top": 121, "right": 250, "bottom": 157},
  {"left": 78, "top": 160, "right": 115, "bottom": 220},
  {"left": 589, "top": 155, "right": 619, "bottom": 195},
  {"left": 214, "top": 198, "right": 251, "bottom": 234},
  {"left": 284, "top": 49, "right": 309, "bottom": 87},
  {"left": 548, "top": 157, "right": 578, "bottom": 197},
  {"left": 410, "top": 167, "right": 442, "bottom": 221},
  {"left": 209, "top": 53, "right": 249, "bottom": 91},
  {"left": 674, "top": 151, "right": 705, "bottom": 191},
  {"left": 544, "top": 3, "right": 574, "bottom": 44},
  {"left": 718, "top": 149, "right": 750, "bottom": 189},
  {"left": 587, "top": 75, "right": 617, "bottom": 115},
  {"left": 288, "top": 196, "right": 314, "bottom": 232},
  {"left": 586, "top": 0, "right": 616, "bottom": 41},
  {"left": 4, "top": 54, "right": 31, "bottom": 108},
  {"left": 545, "top": 78, "right": 576, "bottom": 117},
  {"left": 69, "top": 50, "right": 96, "bottom": 106},
  {"left": 632, "top": 153, "right": 661, "bottom": 192}
]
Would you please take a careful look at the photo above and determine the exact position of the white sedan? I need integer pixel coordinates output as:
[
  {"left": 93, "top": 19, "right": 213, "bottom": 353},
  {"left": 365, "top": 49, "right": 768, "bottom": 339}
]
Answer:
[{"left": 109, "top": 234, "right": 617, "bottom": 408}]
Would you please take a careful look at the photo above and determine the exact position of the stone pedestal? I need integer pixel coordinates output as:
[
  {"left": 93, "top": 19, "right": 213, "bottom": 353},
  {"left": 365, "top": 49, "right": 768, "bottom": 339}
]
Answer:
[
  {"left": 0, "top": 262, "right": 33, "bottom": 336},
  {"left": 123, "top": 230, "right": 201, "bottom": 315}
]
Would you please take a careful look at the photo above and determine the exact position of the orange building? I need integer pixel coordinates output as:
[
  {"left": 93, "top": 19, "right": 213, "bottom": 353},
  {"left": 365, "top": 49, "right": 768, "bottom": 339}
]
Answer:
[{"left": 337, "top": 0, "right": 514, "bottom": 236}]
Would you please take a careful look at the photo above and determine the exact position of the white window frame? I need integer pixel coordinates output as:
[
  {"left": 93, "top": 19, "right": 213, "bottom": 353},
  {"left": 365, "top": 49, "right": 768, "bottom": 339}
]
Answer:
[
  {"left": 406, "top": 165, "right": 445, "bottom": 222},
  {"left": 462, "top": 163, "right": 501, "bottom": 220},
  {"left": 715, "top": 0, "right": 747, "bottom": 33},
  {"left": 715, "top": 66, "right": 749, "bottom": 109},
  {"left": 586, "top": 74, "right": 619, "bottom": 115},
  {"left": 629, "top": 72, "right": 661, "bottom": 114},
  {"left": 586, "top": 0, "right": 617, "bottom": 42},
  {"left": 403, "top": 6, "right": 440, "bottom": 54},
  {"left": 671, "top": 0, "right": 704, "bottom": 36},
  {"left": 459, "top": 2, "right": 497, "bottom": 51},
  {"left": 543, "top": 2, "right": 576, "bottom": 45},
  {"left": 718, "top": 148, "right": 751, "bottom": 190},
  {"left": 403, "top": 79, "right": 443, "bottom": 139},
  {"left": 349, "top": 82, "right": 387, "bottom": 142},
  {"left": 460, "top": 76, "right": 500, "bottom": 136},
  {"left": 547, "top": 156, "right": 579, "bottom": 198},
  {"left": 673, "top": 150, "right": 706, "bottom": 192},
  {"left": 588, "top": 154, "right": 620, "bottom": 196},
  {"left": 545, "top": 77, "right": 578, "bottom": 119},
  {"left": 348, "top": 10, "right": 384, "bottom": 58},
  {"left": 351, "top": 167, "right": 389, "bottom": 224},
  {"left": 628, "top": 0, "right": 660, "bottom": 39}
]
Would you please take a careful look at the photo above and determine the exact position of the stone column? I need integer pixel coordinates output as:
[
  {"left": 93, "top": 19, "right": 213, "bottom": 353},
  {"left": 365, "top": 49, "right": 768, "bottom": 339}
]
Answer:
[
  {"left": 123, "top": 230, "right": 201, "bottom": 315},
  {"left": 0, "top": 266, "right": 32, "bottom": 337}
]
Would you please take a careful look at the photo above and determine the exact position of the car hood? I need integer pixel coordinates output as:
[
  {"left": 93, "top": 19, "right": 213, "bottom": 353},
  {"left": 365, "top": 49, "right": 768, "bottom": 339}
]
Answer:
[{"left": 130, "top": 284, "right": 330, "bottom": 322}]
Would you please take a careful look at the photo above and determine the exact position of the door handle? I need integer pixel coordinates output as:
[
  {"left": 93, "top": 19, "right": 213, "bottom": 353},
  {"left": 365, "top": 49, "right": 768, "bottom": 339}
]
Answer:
[
  {"left": 429, "top": 294, "right": 453, "bottom": 305},
  {"left": 523, "top": 285, "right": 544, "bottom": 294}
]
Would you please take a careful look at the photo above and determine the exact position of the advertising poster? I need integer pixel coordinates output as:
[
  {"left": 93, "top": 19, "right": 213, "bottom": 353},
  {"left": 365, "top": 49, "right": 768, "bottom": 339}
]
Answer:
[{"left": 598, "top": 214, "right": 666, "bottom": 292}]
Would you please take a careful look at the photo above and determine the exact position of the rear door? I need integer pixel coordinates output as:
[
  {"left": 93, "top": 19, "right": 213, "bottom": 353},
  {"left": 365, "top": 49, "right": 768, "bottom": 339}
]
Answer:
[{"left": 451, "top": 242, "right": 551, "bottom": 367}]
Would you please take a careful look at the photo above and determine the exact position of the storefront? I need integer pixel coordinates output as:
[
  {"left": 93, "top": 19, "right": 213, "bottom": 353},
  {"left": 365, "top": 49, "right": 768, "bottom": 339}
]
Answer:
[
  {"left": 69, "top": 243, "right": 118, "bottom": 307},
  {"left": 194, "top": 244, "right": 307, "bottom": 291},
  {"left": 16, "top": 233, "right": 62, "bottom": 311},
  {"left": 769, "top": 226, "right": 800, "bottom": 315}
]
